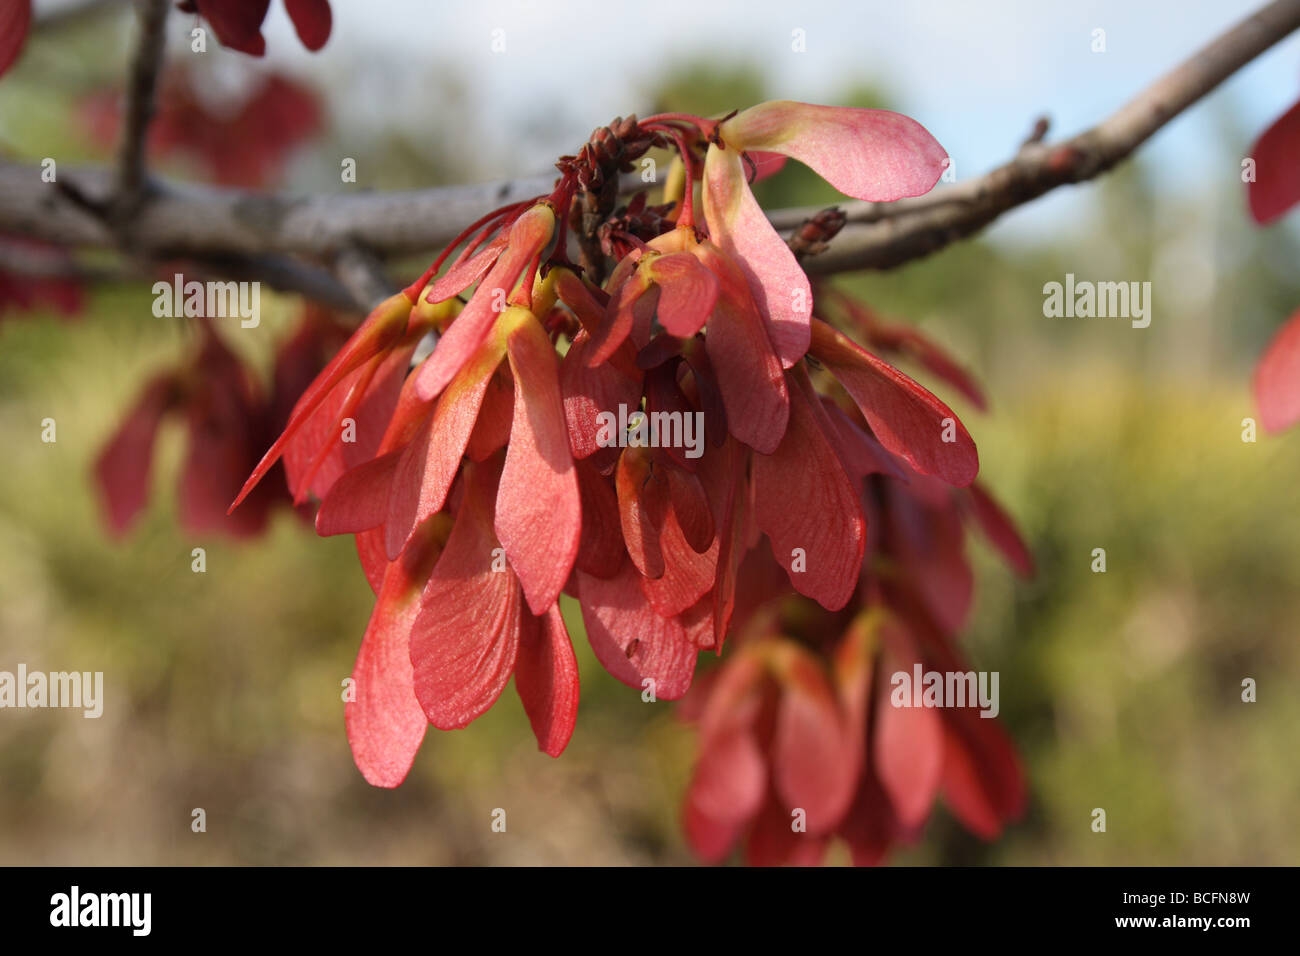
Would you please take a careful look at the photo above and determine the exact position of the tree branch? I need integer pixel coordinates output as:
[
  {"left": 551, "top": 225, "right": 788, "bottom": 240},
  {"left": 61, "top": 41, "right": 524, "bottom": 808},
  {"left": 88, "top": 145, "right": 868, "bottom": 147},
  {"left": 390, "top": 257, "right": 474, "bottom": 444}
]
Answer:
[
  {"left": 1, "top": 164, "right": 559, "bottom": 259},
  {"left": 196, "top": 253, "right": 363, "bottom": 312},
  {"left": 2, "top": 0, "right": 1297, "bottom": 291},
  {"left": 801, "top": 0, "right": 1300, "bottom": 274},
  {"left": 0, "top": 247, "right": 360, "bottom": 312},
  {"left": 110, "top": 0, "right": 168, "bottom": 229},
  {"left": 333, "top": 245, "right": 396, "bottom": 309}
]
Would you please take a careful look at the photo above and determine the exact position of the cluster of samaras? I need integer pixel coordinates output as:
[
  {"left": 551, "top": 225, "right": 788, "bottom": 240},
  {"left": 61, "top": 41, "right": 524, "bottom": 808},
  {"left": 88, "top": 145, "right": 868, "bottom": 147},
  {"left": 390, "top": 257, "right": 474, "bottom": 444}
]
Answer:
[{"left": 231, "top": 101, "right": 1031, "bottom": 865}]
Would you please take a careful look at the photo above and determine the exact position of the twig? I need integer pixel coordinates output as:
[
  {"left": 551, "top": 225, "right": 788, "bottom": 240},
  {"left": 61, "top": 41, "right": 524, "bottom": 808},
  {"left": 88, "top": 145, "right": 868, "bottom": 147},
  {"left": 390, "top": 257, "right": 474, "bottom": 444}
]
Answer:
[
  {"left": 109, "top": 0, "right": 168, "bottom": 230},
  {"left": 804, "top": 0, "right": 1300, "bottom": 274},
  {"left": 0, "top": 163, "right": 560, "bottom": 259},
  {"left": 194, "top": 253, "right": 364, "bottom": 312},
  {"left": 333, "top": 245, "right": 396, "bottom": 309}
]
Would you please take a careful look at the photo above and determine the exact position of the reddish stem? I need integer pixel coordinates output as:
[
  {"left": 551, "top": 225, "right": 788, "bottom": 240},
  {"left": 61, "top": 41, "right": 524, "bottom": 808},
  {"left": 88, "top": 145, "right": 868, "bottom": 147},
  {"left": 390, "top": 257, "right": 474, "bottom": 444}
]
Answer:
[
  {"left": 640, "top": 112, "right": 707, "bottom": 130},
  {"left": 547, "top": 180, "right": 578, "bottom": 269},
  {"left": 646, "top": 123, "right": 698, "bottom": 229},
  {"left": 402, "top": 199, "right": 537, "bottom": 301},
  {"left": 611, "top": 229, "right": 651, "bottom": 253},
  {"left": 510, "top": 251, "right": 543, "bottom": 310}
]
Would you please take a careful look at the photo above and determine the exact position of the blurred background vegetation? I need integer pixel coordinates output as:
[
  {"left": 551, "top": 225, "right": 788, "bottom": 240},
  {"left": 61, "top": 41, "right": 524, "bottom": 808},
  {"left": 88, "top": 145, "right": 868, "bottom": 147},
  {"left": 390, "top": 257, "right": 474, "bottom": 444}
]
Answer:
[{"left": 1, "top": 7, "right": 1298, "bottom": 865}]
